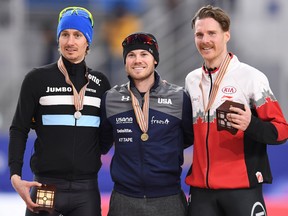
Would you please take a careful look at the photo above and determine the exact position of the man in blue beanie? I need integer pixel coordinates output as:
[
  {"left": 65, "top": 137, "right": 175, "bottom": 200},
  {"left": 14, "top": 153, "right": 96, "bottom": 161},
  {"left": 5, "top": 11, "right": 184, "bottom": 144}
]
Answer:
[{"left": 9, "top": 6, "right": 110, "bottom": 216}]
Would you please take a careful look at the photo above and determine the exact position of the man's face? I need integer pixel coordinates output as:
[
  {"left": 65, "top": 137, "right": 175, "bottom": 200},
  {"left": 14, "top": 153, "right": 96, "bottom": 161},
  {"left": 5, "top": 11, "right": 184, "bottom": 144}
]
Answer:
[
  {"left": 125, "top": 49, "right": 156, "bottom": 81},
  {"left": 194, "top": 17, "right": 230, "bottom": 66},
  {"left": 58, "top": 29, "right": 88, "bottom": 63}
]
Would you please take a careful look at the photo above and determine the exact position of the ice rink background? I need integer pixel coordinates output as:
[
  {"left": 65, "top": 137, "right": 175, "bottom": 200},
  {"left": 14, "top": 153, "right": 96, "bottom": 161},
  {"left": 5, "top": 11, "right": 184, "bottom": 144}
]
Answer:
[{"left": 1, "top": 135, "right": 288, "bottom": 215}]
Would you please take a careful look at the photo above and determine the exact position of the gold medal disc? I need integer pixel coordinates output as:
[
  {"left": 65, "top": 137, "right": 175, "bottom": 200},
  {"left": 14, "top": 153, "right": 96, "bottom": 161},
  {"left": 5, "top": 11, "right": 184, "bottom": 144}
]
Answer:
[{"left": 141, "top": 133, "right": 149, "bottom": 141}]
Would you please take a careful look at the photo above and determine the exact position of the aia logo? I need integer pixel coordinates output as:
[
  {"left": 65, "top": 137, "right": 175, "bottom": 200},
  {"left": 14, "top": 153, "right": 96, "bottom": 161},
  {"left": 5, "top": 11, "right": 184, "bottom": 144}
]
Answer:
[{"left": 222, "top": 86, "right": 236, "bottom": 94}]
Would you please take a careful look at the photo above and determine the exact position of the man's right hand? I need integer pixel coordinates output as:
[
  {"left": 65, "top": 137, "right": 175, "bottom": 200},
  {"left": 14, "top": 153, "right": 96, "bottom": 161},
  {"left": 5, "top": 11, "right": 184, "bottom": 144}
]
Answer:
[{"left": 11, "top": 174, "right": 42, "bottom": 212}]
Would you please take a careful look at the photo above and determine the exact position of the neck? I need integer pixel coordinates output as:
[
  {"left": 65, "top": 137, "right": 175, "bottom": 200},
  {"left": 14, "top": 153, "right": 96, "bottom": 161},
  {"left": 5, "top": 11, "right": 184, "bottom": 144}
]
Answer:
[
  {"left": 205, "top": 52, "right": 229, "bottom": 69},
  {"left": 62, "top": 56, "right": 86, "bottom": 75},
  {"left": 62, "top": 56, "right": 85, "bottom": 65},
  {"left": 134, "top": 75, "right": 155, "bottom": 93}
]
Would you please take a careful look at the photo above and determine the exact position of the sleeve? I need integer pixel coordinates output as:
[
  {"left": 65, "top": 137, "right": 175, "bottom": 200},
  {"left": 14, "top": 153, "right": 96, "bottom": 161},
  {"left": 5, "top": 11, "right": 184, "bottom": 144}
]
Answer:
[
  {"left": 181, "top": 90, "right": 194, "bottom": 148},
  {"left": 99, "top": 92, "right": 114, "bottom": 154},
  {"left": 8, "top": 71, "right": 38, "bottom": 177},
  {"left": 244, "top": 72, "right": 288, "bottom": 144},
  {"left": 101, "top": 72, "right": 111, "bottom": 92}
]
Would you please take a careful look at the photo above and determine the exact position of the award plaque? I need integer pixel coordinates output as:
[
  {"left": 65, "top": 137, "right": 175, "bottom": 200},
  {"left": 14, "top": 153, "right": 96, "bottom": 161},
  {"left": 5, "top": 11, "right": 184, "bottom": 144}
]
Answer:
[
  {"left": 216, "top": 100, "right": 244, "bottom": 135},
  {"left": 34, "top": 184, "right": 56, "bottom": 213}
]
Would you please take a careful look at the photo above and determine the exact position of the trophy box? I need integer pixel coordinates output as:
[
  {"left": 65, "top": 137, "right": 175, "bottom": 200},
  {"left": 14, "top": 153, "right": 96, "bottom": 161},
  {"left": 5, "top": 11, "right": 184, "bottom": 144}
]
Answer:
[
  {"left": 216, "top": 100, "right": 244, "bottom": 135},
  {"left": 34, "top": 184, "right": 56, "bottom": 213}
]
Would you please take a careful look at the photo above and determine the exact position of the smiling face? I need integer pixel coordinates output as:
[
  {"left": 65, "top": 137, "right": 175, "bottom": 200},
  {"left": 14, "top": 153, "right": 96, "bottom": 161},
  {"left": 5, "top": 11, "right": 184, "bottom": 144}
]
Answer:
[
  {"left": 58, "top": 29, "right": 88, "bottom": 63},
  {"left": 125, "top": 49, "right": 157, "bottom": 82},
  {"left": 194, "top": 17, "right": 230, "bottom": 68}
]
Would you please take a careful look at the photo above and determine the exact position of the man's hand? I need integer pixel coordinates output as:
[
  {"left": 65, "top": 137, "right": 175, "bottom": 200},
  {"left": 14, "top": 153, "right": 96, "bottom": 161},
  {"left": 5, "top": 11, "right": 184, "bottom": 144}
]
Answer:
[
  {"left": 11, "top": 174, "right": 42, "bottom": 212},
  {"left": 227, "top": 105, "right": 251, "bottom": 131}
]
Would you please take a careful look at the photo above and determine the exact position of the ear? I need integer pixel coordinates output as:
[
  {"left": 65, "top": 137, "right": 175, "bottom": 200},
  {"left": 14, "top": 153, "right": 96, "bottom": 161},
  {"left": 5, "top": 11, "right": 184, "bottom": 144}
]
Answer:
[
  {"left": 154, "top": 60, "right": 158, "bottom": 65},
  {"left": 225, "top": 31, "right": 230, "bottom": 43}
]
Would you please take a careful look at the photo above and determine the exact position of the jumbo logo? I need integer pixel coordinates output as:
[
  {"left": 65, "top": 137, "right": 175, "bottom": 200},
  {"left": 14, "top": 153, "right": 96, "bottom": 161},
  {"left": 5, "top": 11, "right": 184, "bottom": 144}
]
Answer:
[{"left": 221, "top": 86, "right": 236, "bottom": 94}]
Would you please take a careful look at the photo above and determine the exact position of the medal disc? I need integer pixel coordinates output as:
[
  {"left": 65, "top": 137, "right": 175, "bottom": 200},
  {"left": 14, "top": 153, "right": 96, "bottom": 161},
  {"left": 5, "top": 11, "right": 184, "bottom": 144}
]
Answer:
[
  {"left": 141, "top": 133, "right": 149, "bottom": 141},
  {"left": 74, "top": 111, "right": 82, "bottom": 120}
]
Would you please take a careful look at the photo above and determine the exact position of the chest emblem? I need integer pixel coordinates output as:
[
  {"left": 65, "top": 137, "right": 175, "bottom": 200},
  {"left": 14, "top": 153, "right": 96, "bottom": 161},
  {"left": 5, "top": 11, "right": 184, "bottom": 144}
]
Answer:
[
  {"left": 221, "top": 86, "right": 237, "bottom": 94},
  {"left": 158, "top": 98, "right": 172, "bottom": 104}
]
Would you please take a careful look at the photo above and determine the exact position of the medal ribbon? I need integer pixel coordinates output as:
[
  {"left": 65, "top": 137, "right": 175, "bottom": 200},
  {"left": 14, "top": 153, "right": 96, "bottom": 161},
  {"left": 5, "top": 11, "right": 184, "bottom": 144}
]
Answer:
[
  {"left": 128, "top": 83, "right": 150, "bottom": 134},
  {"left": 57, "top": 57, "right": 88, "bottom": 112},
  {"left": 200, "top": 53, "right": 231, "bottom": 113}
]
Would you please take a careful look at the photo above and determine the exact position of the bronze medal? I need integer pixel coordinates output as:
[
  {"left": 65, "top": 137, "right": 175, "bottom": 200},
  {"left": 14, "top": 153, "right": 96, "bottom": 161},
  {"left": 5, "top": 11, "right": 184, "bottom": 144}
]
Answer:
[
  {"left": 74, "top": 111, "right": 82, "bottom": 120},
  {"left": 141, "top": 133, "right": 149, "bottom": 141},
  {"left": 58, "top": 57, "right": 88, "bottom": 122}
]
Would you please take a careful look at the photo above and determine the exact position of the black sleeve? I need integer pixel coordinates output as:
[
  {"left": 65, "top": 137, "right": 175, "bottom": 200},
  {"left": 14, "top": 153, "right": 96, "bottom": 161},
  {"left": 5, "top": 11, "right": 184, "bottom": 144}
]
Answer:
[
  {"left": 181, "top": 91, "right": 194, "bottom": 149},
  {"left": 99, "top": 92, "right": 114, "bottom": 154},
  {"left": 8, "top": 70, "right": 38, "bottom": 177},
  {"left": 101, "top": 72, "right": 111, "bottom": 92},
  {"left": 245, "top": 115, "right": 286, "bottom": 145}
]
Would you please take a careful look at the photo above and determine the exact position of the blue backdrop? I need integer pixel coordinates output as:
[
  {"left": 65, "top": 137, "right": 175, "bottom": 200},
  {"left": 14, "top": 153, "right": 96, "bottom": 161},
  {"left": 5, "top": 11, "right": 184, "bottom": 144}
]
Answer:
[{"left": 1, "top": 133, "right": 288, "bottom": 197}]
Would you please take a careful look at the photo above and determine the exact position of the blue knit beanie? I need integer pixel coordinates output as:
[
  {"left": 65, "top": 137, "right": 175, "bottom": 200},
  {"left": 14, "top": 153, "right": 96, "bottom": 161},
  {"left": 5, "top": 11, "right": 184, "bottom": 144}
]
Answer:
[{"left": 57, "top": 7, "right": 93, "bottom": 45}]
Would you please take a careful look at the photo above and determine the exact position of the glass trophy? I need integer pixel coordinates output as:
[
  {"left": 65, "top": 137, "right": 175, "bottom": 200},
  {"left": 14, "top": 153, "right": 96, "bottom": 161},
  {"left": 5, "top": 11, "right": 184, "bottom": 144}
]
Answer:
[
  {"left": 216, "top": 100, "right": 244, "bottom": 135},
  {"left": 34, "top": 184, "right": 56, "bottom": 213}
]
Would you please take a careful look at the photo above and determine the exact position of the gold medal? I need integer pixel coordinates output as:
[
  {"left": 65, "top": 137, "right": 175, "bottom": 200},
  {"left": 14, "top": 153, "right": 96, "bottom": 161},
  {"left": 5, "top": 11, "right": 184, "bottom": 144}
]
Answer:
[
  {"left": 141, "top": 133, "right": 149, "bottom": 141},
  {"left": 74, "top": 111, "right": 82, "bottom": 120},
  {"left": 128, "top": 83, "right": 151, "bottom": 143}
]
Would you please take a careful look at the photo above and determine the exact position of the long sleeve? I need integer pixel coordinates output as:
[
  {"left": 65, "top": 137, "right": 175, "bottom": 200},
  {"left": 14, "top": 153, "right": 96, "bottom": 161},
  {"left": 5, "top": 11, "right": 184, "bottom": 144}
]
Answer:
[
  {"left": 244, "top": 72, "right": 288, "bottom": 144},
  {"left": 245, "top": 105, "right": 288, "bottom": 144},
  {"left": 181, "top": 91, "right": 194, "bottom": 148},
  {"left": 99, "top": 92, "right": 114, "bottom": 154},
  {"left": 9, "top": 70, "right": 37, "bottom": 177}
]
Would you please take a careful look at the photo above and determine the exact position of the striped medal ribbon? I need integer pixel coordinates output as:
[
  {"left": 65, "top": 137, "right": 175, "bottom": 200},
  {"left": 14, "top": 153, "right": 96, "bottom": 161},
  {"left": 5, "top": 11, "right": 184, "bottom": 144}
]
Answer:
[
  {"left": 200, "top": 53, "right": 231, "bottom": 113},
  {"left": 57, "top": 57, "right": 89, "bottom": 120},
  {"left": 128, "top": 83, "right": 150, "bottom": 141}
]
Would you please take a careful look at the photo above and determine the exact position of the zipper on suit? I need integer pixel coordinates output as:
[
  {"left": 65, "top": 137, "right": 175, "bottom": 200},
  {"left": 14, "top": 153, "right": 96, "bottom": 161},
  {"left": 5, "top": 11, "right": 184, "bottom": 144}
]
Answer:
[{"left": 205, "top": 71, "right": 213, "bottom": 188}]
